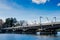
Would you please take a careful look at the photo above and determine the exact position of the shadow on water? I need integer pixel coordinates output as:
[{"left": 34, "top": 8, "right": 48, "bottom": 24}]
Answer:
[
  {"left": 0, "top": 32, "right": 59, "bottom": 37},
  {"left": 0, "top": 30, "right": 60, "bottom": 37},
  {"left": 0, "top": 32, "right": 60, "bottom": 40}
]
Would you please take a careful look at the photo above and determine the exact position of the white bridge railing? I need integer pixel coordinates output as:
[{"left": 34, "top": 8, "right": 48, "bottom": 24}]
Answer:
[{"left": 2, "top": 22, "right": 60, "bottom": 30}]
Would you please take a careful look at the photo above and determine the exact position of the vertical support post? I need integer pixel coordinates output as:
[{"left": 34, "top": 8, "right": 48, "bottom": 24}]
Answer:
[
  {"left": 40, "top": 16, "right": 42, "bottom": 25},
  {"left": 54, "top": 17, "right": 56, "bottom": 22},
  {"left": 34, "top": 20, "right": 36, "bottom": 25},
  {"left": 46, "top": 17, "right": 49, "bottom": 22},
  {"left": 40, "top": 16, "right": 42, "bottom": 29},
  {"left": 51, "top": 20, "right": 53, "bottom": 27},
  {"left": 51, "top": 17, "right": 56, "bottom": 27}
]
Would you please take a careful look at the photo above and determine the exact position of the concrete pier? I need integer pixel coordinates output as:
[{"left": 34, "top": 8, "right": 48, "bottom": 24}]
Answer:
[{"left": 40, "top": 30, "right": 57, "bottom": 35}]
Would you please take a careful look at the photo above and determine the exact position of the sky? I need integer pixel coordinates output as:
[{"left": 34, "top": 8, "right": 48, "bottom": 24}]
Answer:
[{"left": 0, "top": 0, "right": 60, "bottom": 23}]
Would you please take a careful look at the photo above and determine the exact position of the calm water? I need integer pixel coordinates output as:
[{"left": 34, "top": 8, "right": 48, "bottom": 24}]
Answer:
[{"left": 0, "top": 32, "right": 60, "bottom": 40}]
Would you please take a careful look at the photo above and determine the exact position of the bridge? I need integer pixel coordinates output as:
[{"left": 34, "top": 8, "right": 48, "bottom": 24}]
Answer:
[{"left": 1, "top": 22, "right": 60, "bottom": 34}]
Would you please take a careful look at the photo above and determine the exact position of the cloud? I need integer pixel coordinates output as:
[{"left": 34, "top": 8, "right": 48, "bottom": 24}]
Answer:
[
  {"left": 32, "top": 0, "right": 49, "bottom": 4},
  {"left": 57, "top": 3, "right": 60, "bottom": 6}
]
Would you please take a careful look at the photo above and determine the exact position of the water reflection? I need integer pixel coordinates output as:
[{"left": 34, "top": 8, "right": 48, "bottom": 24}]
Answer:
[{"left": 0, "top": 32, "right": 60, "bottom": 40}]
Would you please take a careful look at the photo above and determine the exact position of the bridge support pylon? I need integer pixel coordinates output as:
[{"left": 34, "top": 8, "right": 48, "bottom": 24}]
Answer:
[
  {"left": 40, "top": 29, "right": 57, "bottom": 35},
  {"left": 23, "top": 29, "right": 37, "bottom": 34}
]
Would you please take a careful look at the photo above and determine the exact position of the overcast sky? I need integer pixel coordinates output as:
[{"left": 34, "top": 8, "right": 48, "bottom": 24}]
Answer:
[{"left": 0, "top": 0, "right": 60, "bottom": 23}]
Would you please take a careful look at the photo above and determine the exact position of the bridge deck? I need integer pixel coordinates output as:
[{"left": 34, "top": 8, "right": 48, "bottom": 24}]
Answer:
[{"left": 2, "top": 22, "right": 60, "bottom": 30}]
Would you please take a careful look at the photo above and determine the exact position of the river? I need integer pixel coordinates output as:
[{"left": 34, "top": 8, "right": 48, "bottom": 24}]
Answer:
[{"left": 0, "top": 32, "right": 60, "bottom": 40}]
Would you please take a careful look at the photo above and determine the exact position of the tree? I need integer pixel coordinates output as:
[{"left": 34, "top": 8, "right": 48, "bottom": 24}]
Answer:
[
  {"left": 3, "top": 18, "right": 17, "bottom": 28},
  {"left": 20, "top": 20, "right": 25, "bottom": 26},
  {"left": 13, "top": 18, "right": 17, "bottom": 23},
  {"left": 19, "top": 20, "right": 28, "bottom": 26}
]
